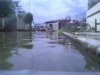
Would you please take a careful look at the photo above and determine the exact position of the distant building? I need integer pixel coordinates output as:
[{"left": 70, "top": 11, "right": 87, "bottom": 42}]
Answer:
[
  {"left": 35, "top": 23, "right": 46, "bottom": 30},
  {"left": 45, "top": 19, "right": 66, "bottom": 31},
  {"left": 87, "top": 0, "right": 100, "bottom": 31}
]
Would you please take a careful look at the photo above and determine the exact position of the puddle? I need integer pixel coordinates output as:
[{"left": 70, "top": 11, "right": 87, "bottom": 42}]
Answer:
[
  {"left": 48, "top": 46, "right": 56, "bottom": 48},
  {"left": 0, "top": 31, "right": 100, "bottom": 72}
]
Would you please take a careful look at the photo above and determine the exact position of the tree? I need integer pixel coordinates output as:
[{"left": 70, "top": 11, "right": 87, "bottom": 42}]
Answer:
[
  {"left": 13, "top": 0, "right": 22, "bottom": 10},
  {"left": 0, "top": 0, "right": 14, "bottom": 28},
  {"left": 13, "top": 0, "right": 23, "bottom": 14},
  {"left": 23, "top": 12, "right": 33, "bottom": 29}
]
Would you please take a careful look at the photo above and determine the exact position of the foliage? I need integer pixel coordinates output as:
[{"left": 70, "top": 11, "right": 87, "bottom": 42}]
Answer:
[
  {"left": 13, "top": 0, "right": 23, "bottom": 14},
  {"left": 0, "top": 0, "right": 14, "bottom": 18},
  {"left": 13, "top": 0, "right": 22, "bottom": 10},
  {"left": 59, "top": 26, "right": 67, "bottom": 34},
  {"left": 23, "top": 12, "right": 33, "bottom": 24}
]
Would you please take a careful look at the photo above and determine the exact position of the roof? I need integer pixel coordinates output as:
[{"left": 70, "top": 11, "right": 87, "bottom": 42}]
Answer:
[{"left": 45, "top": 19, "right": 65, "bottom": 23}]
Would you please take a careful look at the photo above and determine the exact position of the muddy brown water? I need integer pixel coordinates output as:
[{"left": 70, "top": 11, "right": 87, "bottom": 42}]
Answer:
[{"left": 0, "top": 31, "right": 100, "bottom": 72}]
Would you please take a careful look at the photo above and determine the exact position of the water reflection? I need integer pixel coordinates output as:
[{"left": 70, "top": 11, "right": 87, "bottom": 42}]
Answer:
[
  {"left": 22, "top": 44, "right": 33, "bottom": 49},
  {"left": 0, "top": 31, "right": 100, "bottom": 72},
  {"left": 84, "top": 53, "right": 100, "bottom": 72},
  {"left": 0, "top": 32, "right": 33, "bottom": 70},
  {"left": 0, "top": 48, "right": 13, "bottom": 70},
  {"left": 65, "top": 36, "right": 100, "bottom": 72},
  {"left": 46, "top": 31, "right": 72, "bottom": 48},
  {"left": 46, "top": 31, "right": 100, "bottom": 72},
  {"left": 46, "top": 31, "right": 58, "bottom": 40}
]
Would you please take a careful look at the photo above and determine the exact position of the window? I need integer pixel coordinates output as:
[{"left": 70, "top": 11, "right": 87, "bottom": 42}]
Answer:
[{"left": 50, "top": 24, "right": 52, "bottom": 28}]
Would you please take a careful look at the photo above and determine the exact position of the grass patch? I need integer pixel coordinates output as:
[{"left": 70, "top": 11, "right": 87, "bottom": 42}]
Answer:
[
  {"left": 58, "top": 27, "right": 67, "bottom": 35},
  {"left": 59, "top": 27, "right": 67, "bottom": 33}
]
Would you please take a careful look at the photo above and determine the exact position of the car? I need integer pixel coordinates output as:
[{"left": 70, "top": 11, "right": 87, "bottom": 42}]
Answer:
[{"left": 39, "top": 26, "right": 45, "bottom": 31}]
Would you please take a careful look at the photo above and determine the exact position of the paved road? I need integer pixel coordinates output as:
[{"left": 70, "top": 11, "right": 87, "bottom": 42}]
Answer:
[{"left": 0, "top": 31, "right": 100, "bottom": 72}]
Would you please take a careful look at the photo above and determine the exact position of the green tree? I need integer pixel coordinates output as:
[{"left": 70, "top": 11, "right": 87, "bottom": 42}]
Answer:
[
  {"left": 13, "top": 0, "right": 22, "bottom": 10},
  {"left": 13, "top": 0, "right": 23, "bottom": 14},
  {"left": 23, "top": 12, "right": 33, "bottom": 29},
  {"left": 0, "top": 0, "right": 14, "bottom": 28}
]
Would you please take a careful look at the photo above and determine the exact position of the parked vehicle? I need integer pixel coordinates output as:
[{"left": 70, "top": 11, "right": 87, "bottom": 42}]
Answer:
[{"left": 38, "top": 26, "right": 45, "bottom": 31}]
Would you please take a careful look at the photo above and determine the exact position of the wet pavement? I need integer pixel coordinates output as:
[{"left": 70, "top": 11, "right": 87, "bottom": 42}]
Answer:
[{"left": 0, "top": 31, "right": 100, "bottom": 72}]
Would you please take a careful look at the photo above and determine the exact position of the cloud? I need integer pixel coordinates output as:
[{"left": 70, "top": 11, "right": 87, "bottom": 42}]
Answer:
[{"left": 19, "top": 0, "right": 88, "bottom": 23}]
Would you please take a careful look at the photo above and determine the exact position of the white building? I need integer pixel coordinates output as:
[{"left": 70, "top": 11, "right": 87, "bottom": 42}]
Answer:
[
  {"left": 45, "top": 22, "right": 59, "bottom": 31},
  {"left": 45, "top": 19, "right": 66, "bottom": 31},
  {"left": 87, "top": 0, "right": 100, "bottom": 31},
  {"left": 15, "top": 10, "right": 28, "bottom": 30}
]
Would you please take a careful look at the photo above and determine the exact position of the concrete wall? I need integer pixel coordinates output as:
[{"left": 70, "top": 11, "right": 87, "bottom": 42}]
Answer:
[
  {"left": 87, "top": 13, "right": 100, "bottom": 31},
  {"left": 15, "top": 10, "right": 28, "bottom": 30},
  {"left": 53, "top": 22, "right": 58, "bottom": 30},
  {"left": 87, "top": 2, "right": 100, "bottom": 31},
  {"left": 87, "top": 2, "right": 100, "bottom": 16},
  {"left": 0, "top": 15, "right": 17, "bottom": 30},
  {"left": 5, "top": 15, "right": 17, "bottom": 30},
  {"left": 46, "top": 22, "right": 58, "bottom": 31},
  {"left": 0, "top": 19, "right": 2, "bottom": 28},
  {"left": 0, "top": 10, "right": 26, "bottom": 30},
  {"left": 17, "top": 15, "right": 26, "bottom": 30}
]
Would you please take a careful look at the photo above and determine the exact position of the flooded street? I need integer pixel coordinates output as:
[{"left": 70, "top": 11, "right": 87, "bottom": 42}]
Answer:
[{"left": 0, "top": 31, "right": 100, "bottom": 72}]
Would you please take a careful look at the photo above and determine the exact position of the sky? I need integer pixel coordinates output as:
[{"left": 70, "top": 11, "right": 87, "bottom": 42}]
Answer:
[{"left": 19, "top": 0, "right": 88, "bottom": 23}]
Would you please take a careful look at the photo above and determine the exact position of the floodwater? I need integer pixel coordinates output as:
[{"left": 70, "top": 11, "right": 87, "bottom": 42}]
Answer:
[{"left": 0, "top": 31, "right": 100, "bottom": 72}]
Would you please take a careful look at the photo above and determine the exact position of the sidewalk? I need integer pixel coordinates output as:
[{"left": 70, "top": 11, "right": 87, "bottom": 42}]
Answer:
[
  {"left": 62, "top": 32, "right": 100, "bottom": 59},
  {"left": 77, "top": 32, "right": 100, "bottom": 41}
]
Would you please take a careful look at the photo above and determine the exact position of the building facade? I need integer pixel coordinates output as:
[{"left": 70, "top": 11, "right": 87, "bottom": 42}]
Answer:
[
  {"left": 87, "top": 0, "right": 100, "bottom": 31},
  {"left": 45, "top": 19, "right": 66, "bottom": 31},
  {"left": 0, "top": 10, "right": 28, "bottom": 31}
]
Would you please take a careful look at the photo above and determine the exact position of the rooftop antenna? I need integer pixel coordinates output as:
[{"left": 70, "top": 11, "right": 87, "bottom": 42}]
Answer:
[
  {"left": 67, "top": 14, "right": 68, "bottom": 18},
  {"left": 68, "top": 13, "right": 70, "bottom": 19},
  {"left": 76, "top": 14, "right": 77, "bottom": 21},
  {"left": 69, "top": 13, "right": 71, "bottom": 21}
]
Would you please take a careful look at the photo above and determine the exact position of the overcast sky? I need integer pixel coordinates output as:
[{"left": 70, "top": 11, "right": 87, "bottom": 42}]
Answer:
[{"left": 19, "top": 0, "right": 88, "bottom": 23}]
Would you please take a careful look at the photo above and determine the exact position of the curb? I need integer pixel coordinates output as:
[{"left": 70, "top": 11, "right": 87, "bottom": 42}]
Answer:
[{"left": 62, "top": 32, "right": 100, "bottom": 58}]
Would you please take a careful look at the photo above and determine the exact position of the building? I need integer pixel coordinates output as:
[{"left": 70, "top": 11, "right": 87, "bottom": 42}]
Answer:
[
  {"left": 35, "top": 23, "right": 46, "bottom": 30},
  {"left": 87, "top": 0, "right": 100, "bottom": 31},
  {"left": 45, "top": 19, "right": 66, "bottom": 31},
  {"left": 0, "top": 10, "right": 28, "bottom": 31}
]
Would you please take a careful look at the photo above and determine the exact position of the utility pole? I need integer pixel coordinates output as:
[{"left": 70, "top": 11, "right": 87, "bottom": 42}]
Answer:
[
  {"left": 29, "top": 0, "right": 30, "bottom": 12},
  {"left": 76, "top": 14, "right": 77, "bottom": 21},
  {"left": 70, "top": 0, "right": 73, "bottom": 19}
]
